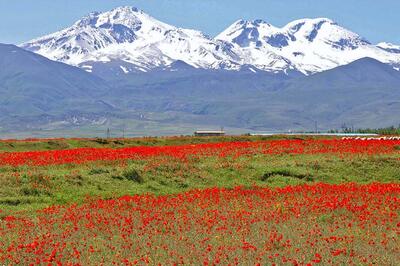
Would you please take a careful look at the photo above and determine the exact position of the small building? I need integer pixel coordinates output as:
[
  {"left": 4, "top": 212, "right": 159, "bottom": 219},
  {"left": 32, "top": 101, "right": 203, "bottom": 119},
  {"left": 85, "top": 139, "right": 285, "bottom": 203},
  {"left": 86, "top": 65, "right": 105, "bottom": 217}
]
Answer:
[{"left": 194, "top": 130, "right": 226, "bottom": 137}]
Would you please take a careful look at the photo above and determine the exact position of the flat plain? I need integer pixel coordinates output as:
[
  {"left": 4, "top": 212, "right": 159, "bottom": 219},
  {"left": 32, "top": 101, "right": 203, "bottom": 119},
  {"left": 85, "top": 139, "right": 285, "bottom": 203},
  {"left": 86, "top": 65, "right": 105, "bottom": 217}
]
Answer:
[{"left": 0, "top": 136, "right": 399, "bottom": 265}]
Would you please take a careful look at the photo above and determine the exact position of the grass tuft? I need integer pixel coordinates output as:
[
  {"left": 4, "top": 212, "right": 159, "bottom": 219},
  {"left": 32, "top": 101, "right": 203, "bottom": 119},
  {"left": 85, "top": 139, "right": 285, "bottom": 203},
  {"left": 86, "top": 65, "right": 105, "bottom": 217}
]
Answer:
[
  {"left": 261, "top": 169, "right": 313, "bottom": 181},
  {"left": 122, "top": 168, "right": 144, "bottom": 183},
  {"left": 88, "top": 168, "right": 110, "bottom": 175}
]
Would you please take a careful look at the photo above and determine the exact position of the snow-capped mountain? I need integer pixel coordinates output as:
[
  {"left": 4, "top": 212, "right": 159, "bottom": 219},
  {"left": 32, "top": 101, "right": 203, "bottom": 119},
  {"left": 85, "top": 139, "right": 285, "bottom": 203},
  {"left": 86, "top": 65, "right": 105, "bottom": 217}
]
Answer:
[
  {"left": 21, "top": 6, "right": 241, "bottom": 74},
  {"left": 216, "top": 18, "right": 400, "bottom": 74},
  {"left": 21, "top": 6, "right": 400, "bottom": 75}
]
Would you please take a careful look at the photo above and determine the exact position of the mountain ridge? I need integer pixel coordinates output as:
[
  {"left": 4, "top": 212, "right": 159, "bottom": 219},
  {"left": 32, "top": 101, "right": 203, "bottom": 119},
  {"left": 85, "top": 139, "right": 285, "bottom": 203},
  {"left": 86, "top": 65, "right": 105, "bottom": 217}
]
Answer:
[
  {"left": 0, "top": 43, "right": 114, "bottom": 131},
  {"left": 1, "top": 42, "right": 400, "bottom": 136},
  {"left": 20, "top": 6, "right": 400, "bottom": 76},
  {"left": 216, "top": 17, "right": 398, "bottom": 74},
  {"left": 21, "top": 6, "right": 241, "bottom": 75},
  {"left": 2, "top": 6, "right": 400, "bottom": 136}
]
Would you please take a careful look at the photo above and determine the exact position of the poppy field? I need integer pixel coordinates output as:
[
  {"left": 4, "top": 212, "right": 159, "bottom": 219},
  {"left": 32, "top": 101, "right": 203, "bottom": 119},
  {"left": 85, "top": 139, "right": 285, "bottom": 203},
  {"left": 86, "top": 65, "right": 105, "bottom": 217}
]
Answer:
[
  {"left": 0, "top": 138, "right": 398, "bottom": 167},
  {"left": 0, "top": 136, "right": 399, "bottom": 265}
]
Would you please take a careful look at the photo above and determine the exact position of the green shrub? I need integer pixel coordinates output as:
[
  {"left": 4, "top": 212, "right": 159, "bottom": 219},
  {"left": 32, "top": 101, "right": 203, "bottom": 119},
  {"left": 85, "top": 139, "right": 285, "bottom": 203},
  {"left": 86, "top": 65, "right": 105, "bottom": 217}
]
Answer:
[
  {"left": 88, "top": 168, "right": 110, "bottom": 175},
  {"left": 112, "top": 140, "right": 124, "bottom": 145},
  {"left": 122, "top": 169, "right": 144, "bottom": 183},
  {"left": 20, "top": 186, "right": 52, "bottom": 196},
  {"left": 93, "top": 138, "right": 109, "bottom": 145},
  {"left": 21, "top": 186, "right": 41, "bottom": 196},
  {"left": 111, "top": 175, "right": 124, "bottom": 180},
  {"left": 66, "top": 174, "right": 84, "bottom": 186},
  {"left": 261, "top": 169, "right": 313, "bottom": 181}
]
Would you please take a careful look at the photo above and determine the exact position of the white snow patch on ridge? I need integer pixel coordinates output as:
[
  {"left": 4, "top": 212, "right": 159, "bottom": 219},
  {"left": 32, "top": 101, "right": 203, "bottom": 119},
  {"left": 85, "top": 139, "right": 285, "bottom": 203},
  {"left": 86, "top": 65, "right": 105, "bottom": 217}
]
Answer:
[{"left": 120, "top": 66, "right": 129, "bottom": 73}]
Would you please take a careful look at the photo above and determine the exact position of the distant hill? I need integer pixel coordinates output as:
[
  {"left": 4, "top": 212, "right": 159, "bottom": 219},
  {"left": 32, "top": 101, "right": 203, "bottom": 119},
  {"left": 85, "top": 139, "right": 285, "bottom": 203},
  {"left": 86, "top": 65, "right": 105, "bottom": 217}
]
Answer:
[
  {"left": 264, "top": 58, "right": 400, "bottom": 129},
  {"left": 0, "top": 44, "right": 113, "bottom": 131},
  {"left": 1, "top": 43, "right": 400, "bottom": 136},
  {"left": 99, "top": 57, "right": 400, "bottom": 132}
]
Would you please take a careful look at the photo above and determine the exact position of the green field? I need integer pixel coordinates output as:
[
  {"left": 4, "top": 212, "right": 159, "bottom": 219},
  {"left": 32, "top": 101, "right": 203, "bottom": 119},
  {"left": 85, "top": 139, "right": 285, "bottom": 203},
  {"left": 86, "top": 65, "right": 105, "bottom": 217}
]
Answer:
[{"left": 1, "top": 136, "right": 399, "bottom": 217}]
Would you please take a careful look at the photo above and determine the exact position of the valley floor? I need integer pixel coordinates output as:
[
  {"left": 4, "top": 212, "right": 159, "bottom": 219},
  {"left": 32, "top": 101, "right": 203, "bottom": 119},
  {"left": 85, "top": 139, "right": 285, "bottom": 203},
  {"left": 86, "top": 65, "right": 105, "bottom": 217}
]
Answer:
[{"left": 0, "top": 136, "right": 399, "bottom": 265}]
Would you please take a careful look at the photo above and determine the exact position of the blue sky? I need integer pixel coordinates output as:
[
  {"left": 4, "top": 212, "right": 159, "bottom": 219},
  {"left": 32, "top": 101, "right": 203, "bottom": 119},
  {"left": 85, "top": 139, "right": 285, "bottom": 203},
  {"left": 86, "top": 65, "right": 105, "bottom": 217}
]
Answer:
[{"left": 1, "top": 0, "right": 399, "bottom": 44}]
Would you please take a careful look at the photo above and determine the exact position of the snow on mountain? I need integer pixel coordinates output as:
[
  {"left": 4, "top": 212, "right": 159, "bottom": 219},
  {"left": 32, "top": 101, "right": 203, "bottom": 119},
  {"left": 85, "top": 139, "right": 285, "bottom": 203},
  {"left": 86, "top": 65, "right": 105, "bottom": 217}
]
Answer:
[
  {"left": 377, "top": 42, "right": 400, "bottom": 54},
  {"left": 21, "top": 6, "right": 241, "bottom": 73},
  {"left": 21, "top": 6, "right": 400, "bottom": 75},
  {"left": 213, "top": 19, "right": 299, "bottom": 73},
  {"left": 216, "top": 18, "right": 400, "bottom": 74}
]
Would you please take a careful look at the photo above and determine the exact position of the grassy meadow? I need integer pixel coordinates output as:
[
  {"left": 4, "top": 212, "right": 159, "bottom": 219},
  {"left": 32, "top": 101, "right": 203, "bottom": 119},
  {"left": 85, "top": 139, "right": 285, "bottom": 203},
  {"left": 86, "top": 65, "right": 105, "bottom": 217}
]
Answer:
[
  {"left": 0, "top": 136, "right": 399, "bottom": 265},
  {"left": 0, "top": 136, "right": 399, "bottom": 216}
]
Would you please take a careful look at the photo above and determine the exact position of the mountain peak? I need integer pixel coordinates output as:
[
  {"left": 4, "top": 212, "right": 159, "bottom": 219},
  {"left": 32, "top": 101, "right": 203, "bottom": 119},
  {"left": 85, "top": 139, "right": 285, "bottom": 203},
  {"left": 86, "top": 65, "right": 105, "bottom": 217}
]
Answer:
[
  {"left": 20, "top": 7, "right": 400, "bottom": 76},
  {"left": 286, "top": 17, "right": 334, "bottom": 26},
  {"left": 105, "top": 6, "right": 146, "bottom": 21},
  {"left": 215, "top": 16, "right": 399, "bottom": 74},
  {"left": 215, "top": 18, "right": 277, "bottom": 48},
  {"left": 20, "top": 6, "right": 241, "bottom": 72},
  {"left": 73, "top": 6, "right": 155, "bottom": 29},
  {"left": 284, "top": 17, "right": 337, "bottom": 34},
  {"left": 111, "top": 6, "right": 142, "bottom": 13},
  {"left": 229, "top": 18, "right": 272, "bottom": 28}
]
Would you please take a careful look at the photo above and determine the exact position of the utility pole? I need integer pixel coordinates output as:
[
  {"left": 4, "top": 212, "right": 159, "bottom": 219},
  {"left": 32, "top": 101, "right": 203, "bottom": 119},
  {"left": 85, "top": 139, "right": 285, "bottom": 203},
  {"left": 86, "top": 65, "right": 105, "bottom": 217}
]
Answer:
[
  {"left": 106, "top": 128, "right": 110, "bottom": 139},
  {"left": 314, "top": 121, "right": 318, "bottom": 133}
]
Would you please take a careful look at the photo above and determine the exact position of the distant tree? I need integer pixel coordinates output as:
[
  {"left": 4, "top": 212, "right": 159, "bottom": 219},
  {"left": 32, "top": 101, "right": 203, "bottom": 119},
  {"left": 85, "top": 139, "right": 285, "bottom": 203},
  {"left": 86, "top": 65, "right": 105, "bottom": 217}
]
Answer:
[{"left": 352, "top": 125, "right": 400, "bottom": 135}]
